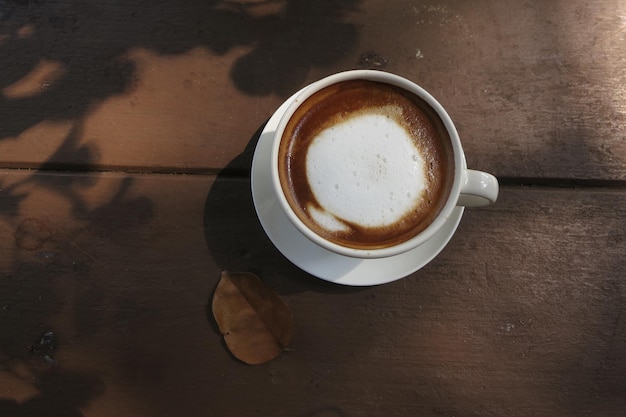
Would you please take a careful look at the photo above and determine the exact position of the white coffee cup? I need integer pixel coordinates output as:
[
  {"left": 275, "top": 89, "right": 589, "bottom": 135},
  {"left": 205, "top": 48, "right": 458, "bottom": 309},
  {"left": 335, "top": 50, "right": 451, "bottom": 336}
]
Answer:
[{"left": 270, "top": 70, "right": 498, "bottom": 259}]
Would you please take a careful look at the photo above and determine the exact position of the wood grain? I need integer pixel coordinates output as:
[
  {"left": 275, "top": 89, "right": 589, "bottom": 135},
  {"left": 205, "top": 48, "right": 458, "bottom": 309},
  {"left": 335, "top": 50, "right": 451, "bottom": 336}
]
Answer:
[
  {"left": 1, "top": 1, "right": 624, "bottom": 416},
  {"left": 1, "top": 169, "right": 623, "bottom": 417},
  {"left": 1, "top": 0, "right": 625, "bottom": 180}
]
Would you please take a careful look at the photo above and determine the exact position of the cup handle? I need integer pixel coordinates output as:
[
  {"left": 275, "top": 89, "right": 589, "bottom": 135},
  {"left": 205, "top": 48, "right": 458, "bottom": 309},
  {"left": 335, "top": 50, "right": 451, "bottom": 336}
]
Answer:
[{"left": 457, "top": 169, "right": 499, "bottom": 207}]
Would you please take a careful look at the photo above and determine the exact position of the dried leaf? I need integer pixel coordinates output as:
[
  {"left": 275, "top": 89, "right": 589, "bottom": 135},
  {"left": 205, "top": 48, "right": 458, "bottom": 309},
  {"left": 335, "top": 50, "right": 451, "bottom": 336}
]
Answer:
[{"left": 212, "top": 271, "right": 294, "bottom": 365}]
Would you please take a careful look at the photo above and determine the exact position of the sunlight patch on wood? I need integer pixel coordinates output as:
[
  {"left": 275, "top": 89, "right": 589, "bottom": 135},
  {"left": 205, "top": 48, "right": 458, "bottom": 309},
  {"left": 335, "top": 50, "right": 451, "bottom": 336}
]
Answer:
[{"left": 2, "top": 59, "right": 67, "bottom": 99}]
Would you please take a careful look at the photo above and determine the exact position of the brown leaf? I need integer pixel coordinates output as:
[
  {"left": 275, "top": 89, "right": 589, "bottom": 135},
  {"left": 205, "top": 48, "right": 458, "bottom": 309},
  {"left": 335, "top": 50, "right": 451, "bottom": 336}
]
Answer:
[{"left": 212, "top": 271, "right": 294, "bottom": 365}]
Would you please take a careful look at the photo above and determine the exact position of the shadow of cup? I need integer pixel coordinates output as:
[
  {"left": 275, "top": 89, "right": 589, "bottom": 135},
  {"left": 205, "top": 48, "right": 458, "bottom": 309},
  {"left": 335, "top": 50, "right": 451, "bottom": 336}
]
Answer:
[{"left": 203, "top": 124, "right": 361, "bottom": 295}]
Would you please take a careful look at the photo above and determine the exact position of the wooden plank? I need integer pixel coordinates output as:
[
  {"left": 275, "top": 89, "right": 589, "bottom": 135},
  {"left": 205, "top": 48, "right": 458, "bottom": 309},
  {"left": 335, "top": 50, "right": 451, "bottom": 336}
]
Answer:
[
  {"left": 1, "top": 169, "right": 624, "bottom": 416},
  {"left": 1, "top": 0, "right": 625, "bottom": 180}
]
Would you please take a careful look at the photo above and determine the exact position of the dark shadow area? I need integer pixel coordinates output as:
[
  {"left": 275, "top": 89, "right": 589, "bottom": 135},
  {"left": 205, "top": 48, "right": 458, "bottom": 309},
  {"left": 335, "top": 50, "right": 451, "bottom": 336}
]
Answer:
[
  {"left": 0, "top": 121, "right": 153, "bottom": 416},
  {"left": 307, "top": 407, "right": 349, "bottom": 417},
  {"left": 0, "top": 367, "right": 104, "bottom": 417},
  {"left": 203, "top": 122, "right": 361, "bottom": 296},
  {"left": 0, "top": 0, "right": 361, "bottom": 142},
  {"left": 0, "top": 331, "right": 105, "bottom": 417},
  {"left": 0, "top": 188, "right": 153, "bottom": 414}
]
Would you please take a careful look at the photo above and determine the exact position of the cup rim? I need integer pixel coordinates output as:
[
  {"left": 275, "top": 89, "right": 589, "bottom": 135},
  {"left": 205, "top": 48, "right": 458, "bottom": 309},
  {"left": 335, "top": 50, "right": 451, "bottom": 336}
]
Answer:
[{"left": 270, "top": 70, "right": 465, "bottom": 259}]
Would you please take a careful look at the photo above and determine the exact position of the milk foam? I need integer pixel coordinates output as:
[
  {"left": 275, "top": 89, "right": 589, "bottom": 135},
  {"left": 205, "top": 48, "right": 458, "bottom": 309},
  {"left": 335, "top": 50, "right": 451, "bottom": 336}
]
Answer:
[{"left": 305, "top": 112, "right": 428, "bottom": 231}]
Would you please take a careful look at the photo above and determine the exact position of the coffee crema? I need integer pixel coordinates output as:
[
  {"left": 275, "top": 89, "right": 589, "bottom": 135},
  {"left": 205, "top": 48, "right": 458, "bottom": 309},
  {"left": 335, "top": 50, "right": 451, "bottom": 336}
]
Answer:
[{"left": 278, "top": 79, "right": 455, "bottom": 250}]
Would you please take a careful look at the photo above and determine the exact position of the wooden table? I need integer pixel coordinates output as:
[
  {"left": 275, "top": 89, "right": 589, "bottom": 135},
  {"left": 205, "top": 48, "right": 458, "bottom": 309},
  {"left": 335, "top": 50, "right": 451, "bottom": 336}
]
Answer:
[{"left": 1, "top": 1, "right": 624, "bottom": 416}]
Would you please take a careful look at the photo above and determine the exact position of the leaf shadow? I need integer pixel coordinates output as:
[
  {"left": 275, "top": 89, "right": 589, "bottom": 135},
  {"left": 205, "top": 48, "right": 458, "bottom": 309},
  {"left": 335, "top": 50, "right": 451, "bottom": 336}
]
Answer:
[
  {"left": 0, "top": 119, "right": 154, "bottom": 416},
  {"left": 0, "top": 0, "right": 362, "bottom": 143}
]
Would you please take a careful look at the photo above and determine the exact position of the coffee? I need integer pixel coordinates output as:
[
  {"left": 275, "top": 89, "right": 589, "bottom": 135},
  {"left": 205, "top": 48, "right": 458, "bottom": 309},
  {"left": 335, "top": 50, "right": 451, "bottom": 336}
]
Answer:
[{"left": 278, "top": 79, "right": 455, "bottom": 250}]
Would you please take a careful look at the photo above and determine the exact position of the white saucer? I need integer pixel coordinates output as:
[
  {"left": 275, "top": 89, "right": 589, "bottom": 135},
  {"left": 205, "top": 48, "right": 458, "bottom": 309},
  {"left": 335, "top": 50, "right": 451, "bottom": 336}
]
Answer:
[{"left": 250, "top": 89, "right": 464, "bottom": 286}]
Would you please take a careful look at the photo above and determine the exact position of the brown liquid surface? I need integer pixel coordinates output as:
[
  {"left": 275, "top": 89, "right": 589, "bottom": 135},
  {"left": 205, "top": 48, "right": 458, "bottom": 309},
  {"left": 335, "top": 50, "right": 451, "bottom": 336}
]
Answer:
[{"left": 278, "top": 80, "right": 455, "bottom": 250}]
